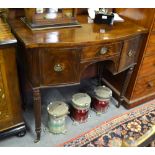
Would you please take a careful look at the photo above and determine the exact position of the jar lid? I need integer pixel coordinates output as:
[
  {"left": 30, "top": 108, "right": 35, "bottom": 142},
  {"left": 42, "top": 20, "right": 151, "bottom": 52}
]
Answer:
[
  {"left": 47, "top": 101, "right": 68, "bottom": 117},
  {"left": 94, "top": 86, "right": 112, "bottom": 99},
  {"left": 72, "top": 93, "right": 91, "bottom": 108}
]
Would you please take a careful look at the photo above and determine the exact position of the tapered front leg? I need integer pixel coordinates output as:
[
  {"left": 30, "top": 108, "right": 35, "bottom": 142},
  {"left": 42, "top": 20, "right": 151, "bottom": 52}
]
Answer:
[
  {"left": 117, "top": 67, "right": 134, "bottom": 108},
  {"left": 33, "top": 88, "right": 41, "bottom": 143}
]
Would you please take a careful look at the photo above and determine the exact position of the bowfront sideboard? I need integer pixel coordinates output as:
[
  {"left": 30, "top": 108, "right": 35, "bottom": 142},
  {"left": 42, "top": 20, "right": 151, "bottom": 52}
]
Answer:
[{"left": 8, "top": 15, "right": 147, "bottom": 142}]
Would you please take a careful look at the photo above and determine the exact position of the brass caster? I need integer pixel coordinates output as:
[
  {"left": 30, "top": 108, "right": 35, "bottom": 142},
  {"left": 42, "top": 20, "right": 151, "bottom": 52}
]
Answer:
[{"left": 34, "top": 138, "right": 40, "bottom": 143}]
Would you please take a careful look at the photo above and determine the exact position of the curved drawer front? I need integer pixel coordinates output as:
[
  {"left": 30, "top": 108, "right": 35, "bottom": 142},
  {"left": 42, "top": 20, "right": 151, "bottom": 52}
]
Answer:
[
  {"left": 81, "top": 42, "right": 122, "bottom": 62},
  {"left": 41, "top": 48, "right": 80, "bottom": 85},
  {"left": 118, "top": 36, "right": 142, "bottom": 72}
]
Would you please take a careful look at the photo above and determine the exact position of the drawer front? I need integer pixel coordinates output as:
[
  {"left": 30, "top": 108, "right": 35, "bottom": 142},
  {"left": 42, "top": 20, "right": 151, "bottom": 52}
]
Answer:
[
  {"left": 41, "top": 48, "right": 80, "bottom": 85},
  {"left": 118, "top": 36, "right": 142, "bottom": 71},
  {"left": 81, "top": 42, "right": 122, "bottom": 61},
  {"left": 139, "top": 55, "right": 155, "bottom": 78},
  {"left": 145, "top": 43, "right": 155, "bottom": 56},
  {"left": 132, "top": 75, "right": 155, "bottom": 99}
]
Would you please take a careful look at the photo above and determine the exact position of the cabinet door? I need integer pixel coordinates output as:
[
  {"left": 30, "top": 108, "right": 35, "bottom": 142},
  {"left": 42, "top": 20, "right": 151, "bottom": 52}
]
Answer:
[
  {"left": 0, "top": 47, "right": 23, "bottom": 131},
  {"left": 118, "top": 35, "right": 142, "bottom": 72},
  {"left": 0, "top": 65, "right": 11, "bottom": 128},
  {"left": 40, "top": 48, "right": 80, "bottom": 86}
]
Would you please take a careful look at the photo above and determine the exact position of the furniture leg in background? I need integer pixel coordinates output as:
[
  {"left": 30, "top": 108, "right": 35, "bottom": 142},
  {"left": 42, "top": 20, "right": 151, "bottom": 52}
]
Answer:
[
  {"left": 98, "top": 62, "right": 104, "bottom": 86},
  {"left": 117, "top": 66, "right": 134, "bottom": 108},
  {"left": 101, "top": 66, "right": 135, "bottom": 108}
]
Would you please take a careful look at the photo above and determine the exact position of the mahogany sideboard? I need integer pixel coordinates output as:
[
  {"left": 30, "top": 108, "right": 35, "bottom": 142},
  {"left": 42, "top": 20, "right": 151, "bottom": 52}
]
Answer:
[
  {"left": 0, "top": 18, "right": 26, "bottom": 139},
  {"left": 8, "top": 15, "right": 147, "bottom": 142}
]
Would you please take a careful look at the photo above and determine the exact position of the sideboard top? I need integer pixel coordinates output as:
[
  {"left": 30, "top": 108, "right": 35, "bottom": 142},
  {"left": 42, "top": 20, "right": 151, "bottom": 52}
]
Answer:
[
  {"left": 0, "top": 18, "right": 17, "bottom": 46},
  {"left": 9, "top": 15, "right": 147, "bottom": 48}
]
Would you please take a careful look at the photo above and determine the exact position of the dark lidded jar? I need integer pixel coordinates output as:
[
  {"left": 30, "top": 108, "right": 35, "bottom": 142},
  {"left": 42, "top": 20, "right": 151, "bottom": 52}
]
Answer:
[
  {"left": 71, "top": 93, "right": 91, "bottom": 123},
  {"left": 92, "top": 85, "right": 112, "bottom": 115}
]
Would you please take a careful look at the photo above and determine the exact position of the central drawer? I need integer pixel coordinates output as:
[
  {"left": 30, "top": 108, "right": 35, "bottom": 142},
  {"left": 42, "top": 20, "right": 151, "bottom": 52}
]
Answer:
[
  {"left": 81, "top": 42, "right": 123, "bottom": 61},
  {"left": 40, "top": 48, "right": 80, "bottom": 86}
]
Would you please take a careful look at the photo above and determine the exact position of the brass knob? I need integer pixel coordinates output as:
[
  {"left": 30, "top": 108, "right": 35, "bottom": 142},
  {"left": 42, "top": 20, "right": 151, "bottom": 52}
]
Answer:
[
  {"left": 147, "top": 81, "right": 154, "bottom": 88},
  {"left": 0, "top": 111, "right": 1, "bottom": 115},
  {"left": 100, "top": 47, "right": 108, "bottom": 55},
  {"left": 54, "top": 64, "right": 64, "bottom": 72},
  {"left": 128, "top": 50, "right": 134, "bottom": 57}
]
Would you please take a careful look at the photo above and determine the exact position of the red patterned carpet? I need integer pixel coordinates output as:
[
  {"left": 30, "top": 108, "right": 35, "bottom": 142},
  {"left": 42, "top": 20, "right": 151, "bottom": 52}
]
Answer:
[{"left": 58, "top": 101, "right": 155, "bottom": 147}]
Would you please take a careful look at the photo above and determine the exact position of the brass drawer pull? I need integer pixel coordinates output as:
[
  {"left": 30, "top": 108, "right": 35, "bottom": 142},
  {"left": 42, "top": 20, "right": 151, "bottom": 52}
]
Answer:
[
  {"left": 100, "top": 47, "right": 108, "bottom": 55},
  {"left": 128, "top": 50, "right": 134, "bottom": 57},
  {"left": 147, "top": 81, "right": 154, "bottom": 88},
  {"left": 54, "top": 64, "right": 64, "bottom": 72}
]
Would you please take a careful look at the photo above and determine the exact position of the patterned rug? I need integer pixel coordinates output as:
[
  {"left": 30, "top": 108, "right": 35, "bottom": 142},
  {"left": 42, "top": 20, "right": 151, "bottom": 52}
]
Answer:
[{"left": 59, "top": 101, "right": 155, "bottom": 147}]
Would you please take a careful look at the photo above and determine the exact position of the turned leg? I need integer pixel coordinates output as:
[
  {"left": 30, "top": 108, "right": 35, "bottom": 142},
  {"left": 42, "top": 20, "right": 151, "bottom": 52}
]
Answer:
[
  {"left": 33, "top": 88, "right": 41, "bottom": 143},
  {"left": 117, "top": 67, "right": 134, "bottom": 108}
]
